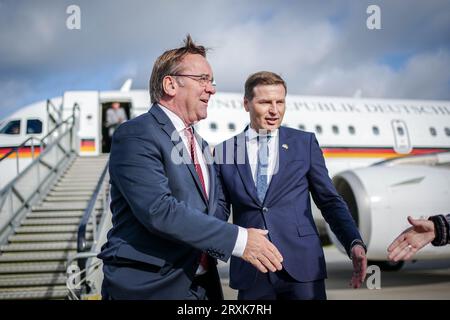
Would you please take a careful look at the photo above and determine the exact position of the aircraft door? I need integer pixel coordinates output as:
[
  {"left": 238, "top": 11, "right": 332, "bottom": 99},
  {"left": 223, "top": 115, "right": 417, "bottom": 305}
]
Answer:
[
  {"left": 101, "top": 102, "right": 131, "bottom": 153},
  {"left": 63, "top": 91, "right": 100, "bottom": 156},
  {"left": 391, "top": 119, "right": 412, "bottom": 154}
]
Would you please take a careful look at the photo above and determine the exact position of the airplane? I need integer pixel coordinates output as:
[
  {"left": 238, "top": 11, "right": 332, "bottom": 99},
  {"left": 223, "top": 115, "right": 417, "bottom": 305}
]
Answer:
[{"left": 1, "top": 79, "right": 449, "bottom": 270}]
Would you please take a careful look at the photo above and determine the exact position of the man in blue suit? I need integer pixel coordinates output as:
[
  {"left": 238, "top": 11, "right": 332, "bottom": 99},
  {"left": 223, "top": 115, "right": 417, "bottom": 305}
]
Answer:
[
  {"left": 98, "top": 38, "right": 283, "bottom": 299},
  {"left": 214, "top": 71, "right": 367, "bottom": 300}
]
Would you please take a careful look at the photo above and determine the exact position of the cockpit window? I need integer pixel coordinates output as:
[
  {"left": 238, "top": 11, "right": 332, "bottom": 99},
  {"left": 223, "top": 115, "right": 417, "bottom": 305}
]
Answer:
[
  {"left": 0, "top": 120, "right": 21, "bottom": 135},
  {"left": 26, "top": 119, "right": 43, "bottom": 134}
]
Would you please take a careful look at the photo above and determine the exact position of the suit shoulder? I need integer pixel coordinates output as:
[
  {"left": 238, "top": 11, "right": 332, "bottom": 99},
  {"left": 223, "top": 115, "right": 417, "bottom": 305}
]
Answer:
[
  {"left": 282, "top": 126, "right": 314, "bottom": 140},
  {"left": 216, "top": 135, "right": 234, "bottom": 148},
  {"left": 114, "top": 112, "right": 155, "bottom": 137}
]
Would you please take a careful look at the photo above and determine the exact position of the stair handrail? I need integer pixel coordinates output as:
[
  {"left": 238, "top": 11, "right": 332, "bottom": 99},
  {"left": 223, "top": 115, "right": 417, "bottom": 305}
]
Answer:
[
  {"left": 0, "top": 105, "right": 79, "bottom": 191},
  {"left": 77, "top": 161, "right": 109, "bottom": 269},
  {"left": 46, "top": 98, "right": 62, "bottom": 133},
  {"left": 0, "top": 104, "right": 80, "bottom": 245}
]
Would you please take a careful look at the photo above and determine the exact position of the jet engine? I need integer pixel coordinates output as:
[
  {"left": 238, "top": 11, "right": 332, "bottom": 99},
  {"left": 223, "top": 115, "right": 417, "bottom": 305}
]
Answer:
[{"left": 328, "top": 162, "right": 450, "bottom": 270}]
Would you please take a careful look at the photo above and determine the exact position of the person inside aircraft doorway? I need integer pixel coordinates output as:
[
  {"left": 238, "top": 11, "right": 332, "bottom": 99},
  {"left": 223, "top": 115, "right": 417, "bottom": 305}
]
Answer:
[{"left": 104, "top": 102, "right": 128, "bottom": 152}]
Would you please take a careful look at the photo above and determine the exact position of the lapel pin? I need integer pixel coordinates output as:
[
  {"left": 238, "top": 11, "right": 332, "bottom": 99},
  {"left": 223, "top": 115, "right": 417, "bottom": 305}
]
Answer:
[{"left": 282, "top": 144, "right": 288, "bottom": 150}]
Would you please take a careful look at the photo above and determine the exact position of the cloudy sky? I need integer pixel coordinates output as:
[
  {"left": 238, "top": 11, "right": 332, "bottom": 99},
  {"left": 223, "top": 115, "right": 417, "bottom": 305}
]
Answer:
[{"left": 0, "top": 0, "right": 449, "bottom": 119}]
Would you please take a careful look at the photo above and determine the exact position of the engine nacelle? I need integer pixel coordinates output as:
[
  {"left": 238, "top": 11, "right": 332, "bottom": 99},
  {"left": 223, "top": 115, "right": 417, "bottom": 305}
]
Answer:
[{"left": 328, "top": 164, "right": 450, "bottom": 261}]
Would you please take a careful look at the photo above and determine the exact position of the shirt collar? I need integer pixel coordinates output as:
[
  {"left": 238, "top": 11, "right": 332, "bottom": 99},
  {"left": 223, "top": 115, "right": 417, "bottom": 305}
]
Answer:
[
  {"left": 246, "top": 126, "right": 279, "bottom": 141},
  {"left": 158, "top": 104, "right": 189, "bottom": 133}
]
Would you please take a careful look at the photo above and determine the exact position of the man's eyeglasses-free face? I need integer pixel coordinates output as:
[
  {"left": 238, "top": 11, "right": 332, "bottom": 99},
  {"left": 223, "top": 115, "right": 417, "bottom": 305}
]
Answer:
[{"left": 170, "top": 74, "right": 216, "bottom": 87}]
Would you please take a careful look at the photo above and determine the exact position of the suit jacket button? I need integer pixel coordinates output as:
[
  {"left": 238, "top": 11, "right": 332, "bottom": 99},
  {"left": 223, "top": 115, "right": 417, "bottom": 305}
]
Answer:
[{"left": 262, "top": 207, "right": 269, "bottom": 213}]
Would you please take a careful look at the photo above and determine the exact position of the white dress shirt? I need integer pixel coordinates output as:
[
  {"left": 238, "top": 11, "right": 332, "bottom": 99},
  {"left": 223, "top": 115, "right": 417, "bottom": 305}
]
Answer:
[
  {"left": 159, "top": 105, "right": 247, "bottom": 259},
  {"left": 246, "top": 126, "right": 280, "bottom": 185}
]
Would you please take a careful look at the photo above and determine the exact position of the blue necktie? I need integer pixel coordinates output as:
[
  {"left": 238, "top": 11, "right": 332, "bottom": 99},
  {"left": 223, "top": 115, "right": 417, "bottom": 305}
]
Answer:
[{"left": 256, "top": 135, "right": 270, "bottom": 203}]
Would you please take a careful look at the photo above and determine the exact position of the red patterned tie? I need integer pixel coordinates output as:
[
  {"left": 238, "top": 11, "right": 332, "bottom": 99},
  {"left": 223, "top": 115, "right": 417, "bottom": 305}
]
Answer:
[
  {"left": 185, "top": 127, "right": 209, "bottom": 271},
  {"left": 185, "top": 127, "right": 207, "bottom": 199}
]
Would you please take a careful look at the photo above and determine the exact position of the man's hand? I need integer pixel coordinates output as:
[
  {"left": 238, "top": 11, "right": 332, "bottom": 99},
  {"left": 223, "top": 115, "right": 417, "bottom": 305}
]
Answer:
[
  {"left": 387, "top": 216, "right": 436, "bottom": 261},
  {"left": 242, "top": 228, "right": 283, "bottom": 273},
  {"left": 350, "top": 245, "right": 367, "bottom": 289}
]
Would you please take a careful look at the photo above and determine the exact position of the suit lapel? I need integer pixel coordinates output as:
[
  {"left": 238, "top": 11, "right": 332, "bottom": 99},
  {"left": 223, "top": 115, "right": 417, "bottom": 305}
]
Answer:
[
  {"left": 199, "top": 137, "right": 216, "bottom": 214},
  {"left": 234, "top": 130, "right": 261, "bottom": 205},
  {"left": 150, "top": 105, "right": 209, "bottom": 206}
]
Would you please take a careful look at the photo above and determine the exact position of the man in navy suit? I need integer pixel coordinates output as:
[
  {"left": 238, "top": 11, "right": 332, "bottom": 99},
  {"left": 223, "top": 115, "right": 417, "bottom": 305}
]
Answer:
[
  {"left": 98, "top": 38, "right": 283, "bottom": 299},
  {"left": 214, "top": 71, "right": 367, "bottom": 300}
]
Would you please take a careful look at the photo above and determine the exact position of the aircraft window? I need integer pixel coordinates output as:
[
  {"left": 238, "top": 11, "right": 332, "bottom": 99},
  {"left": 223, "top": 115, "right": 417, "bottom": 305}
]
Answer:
[
  {"left": 396, "top": 127, "right": 405, "bottom": 136},
  {"left": 0, "top": 120, "right": 20, "bottom": 135},
  {"left": 315, "top": 125, "right": 323, "bottom": 134},
  {"left": 445, "top": 127, "right": 450, "bottom": 137},
  {"left": 228, "top": 123, "right": 236, "bottom": 131},
  {"left": 298, "top": 124, "right": 305, "bottom": 130},
  {"left": 332, "top": 125, "right": 339, "bottom": 135},
  {"left": 429, "top": 127, "right": 437, "bottom": 136},
  {"left": 348, "top": 126, "right": 355, "bottom": 135},
  {"left": 26, "top": 119, "right": 43, "bottom": 134},
  {"left": 372, "top": 126, "right": 380, "bottom": 135},
  {"left": 210, "top": 122, "right": 218, "bottom": 131}
]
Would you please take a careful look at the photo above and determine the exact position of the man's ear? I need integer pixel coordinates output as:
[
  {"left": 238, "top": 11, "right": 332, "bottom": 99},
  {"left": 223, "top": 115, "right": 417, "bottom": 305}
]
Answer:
[
  {"left": 163, "top": 76, "right": 176, "bottom": 97},
  {"left": 243, "top": 97, "right": 250, "bottom": 112}
]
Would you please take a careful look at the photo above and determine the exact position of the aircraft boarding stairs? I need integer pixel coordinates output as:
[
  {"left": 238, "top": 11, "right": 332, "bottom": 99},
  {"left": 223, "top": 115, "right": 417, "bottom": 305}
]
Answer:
[
  {"left": 0, "top": 155, "right": 109, "bottom": 299},
  {"left": 0, "top": 105, "right": 111, "bottom": 299}
]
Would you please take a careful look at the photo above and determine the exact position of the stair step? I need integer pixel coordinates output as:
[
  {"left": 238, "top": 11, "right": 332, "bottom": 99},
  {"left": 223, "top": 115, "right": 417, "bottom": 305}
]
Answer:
[
  {"left": 63, "top": 176, "right": 105, "bottom": 180},
  {"left": 32, "top": 203, "right": 102, "bottom": 211},
  {"left": 48, "top": 191, "right": 94, "bottom": 197},
  {"left": 27, "top": 211, "right": 85, "bottom": 218},
  {"left": 57, "top": 180, "right": 99, "bottom": 185},
  {"left": 21, "top": 218, "right": 81, "bottom": 226},
  {"left": 66, "top": 167, "right": 105, "bottom": 170},
  {"left": 51, "top": 187, "right": 96, "bottom": 192},
  {"left": 0, "top": 155, "right": 108, "bottom": 300},
  {"left": 0, "top": 251, "right": 77, "bottom": 262},
  {"left": 62, "top": 172, "right": 104, "bottom": 176},
  {"left": 0, "top": 273, "right": 66, "bottom": 288},
  {"left": 0, "top": 262, "right": 67, "bottom": 274},
  {"left": 44, "top": 196, "right": 93, "bottom": 202},
  {"left": 73, "top": 162, "right": 108, "bottom": 164},
  {"left": 1, "top": 242, "right": 78, "bottom": 252},
  {"left": 0, "top": 285, "right": 68, "bottom": 299},
  {"left": 70, "top": 162, "right": 107, "bottom": 165},
  {"left": 60, "top": 175, "right": 101, "bottom": 179},
  {"left": 58, "top": 179, "right": 101, "bottom": 184},
  {"left": 64, "top": 169, "right": 105, "bottom": 172},
  {"left": 9, "top": 233, "right": 92, "bottom": 243},
  {"left": 15, "top": 225, "right": 92, "bottom": 234}
]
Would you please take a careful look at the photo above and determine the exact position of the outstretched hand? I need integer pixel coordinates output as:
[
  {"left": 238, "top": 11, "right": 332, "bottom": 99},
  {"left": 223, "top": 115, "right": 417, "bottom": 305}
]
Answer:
[
  {"left": 387, "top": 216, "right": 436, "bottom": 261},
  {"left": 242, "top": 228, "right": 283, "bottom": 273}
]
